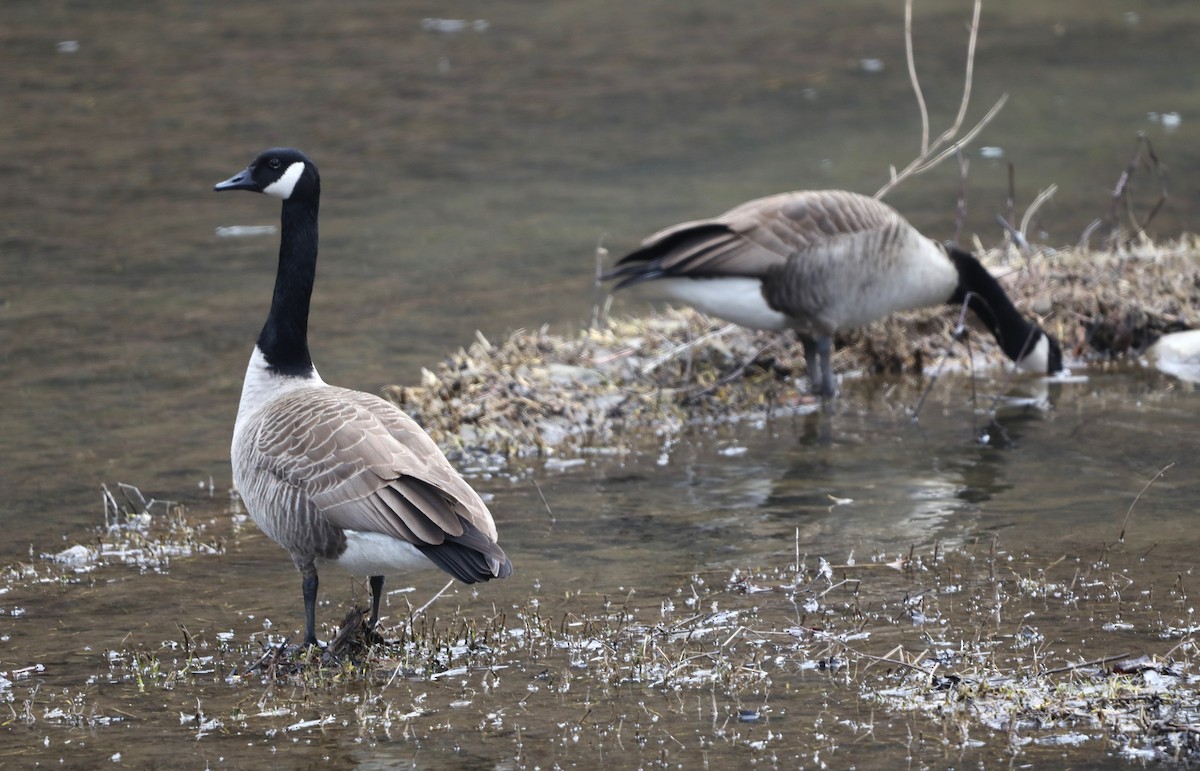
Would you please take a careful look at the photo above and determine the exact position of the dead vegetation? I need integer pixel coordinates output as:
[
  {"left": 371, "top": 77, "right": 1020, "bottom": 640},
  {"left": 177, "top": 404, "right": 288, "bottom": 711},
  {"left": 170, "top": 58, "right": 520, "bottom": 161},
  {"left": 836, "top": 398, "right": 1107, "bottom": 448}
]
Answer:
[
  {"left": 381, "top": 236, "right": 1200, "bottom": 462},
  {"left": 14, "top": 511, "right": 1200, "bottom": 766}
]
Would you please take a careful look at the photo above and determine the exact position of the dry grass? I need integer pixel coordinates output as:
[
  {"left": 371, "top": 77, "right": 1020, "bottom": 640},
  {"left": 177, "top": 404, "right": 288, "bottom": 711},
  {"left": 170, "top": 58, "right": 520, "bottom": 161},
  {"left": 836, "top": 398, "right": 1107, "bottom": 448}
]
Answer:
[{"left": 33, "top": 525, "right": 1200, "bottom": 766}]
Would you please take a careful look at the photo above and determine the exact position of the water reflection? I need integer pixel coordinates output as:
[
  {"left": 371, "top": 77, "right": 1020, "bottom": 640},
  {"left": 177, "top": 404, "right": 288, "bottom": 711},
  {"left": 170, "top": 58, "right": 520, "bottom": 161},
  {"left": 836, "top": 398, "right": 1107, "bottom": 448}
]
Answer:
[
  {"left": 538, "top": 376, "right": 1062, "bottom": 578},
  {"left": 640, "top": 372, "right": 1169, "bottom": 572}
]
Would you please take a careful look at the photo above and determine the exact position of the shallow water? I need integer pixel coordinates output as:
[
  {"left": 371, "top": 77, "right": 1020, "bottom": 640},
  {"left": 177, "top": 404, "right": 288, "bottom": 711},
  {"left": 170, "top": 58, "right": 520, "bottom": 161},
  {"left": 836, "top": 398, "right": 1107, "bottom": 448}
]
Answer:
[
  {"left": 2, "top": 0, "right": 1199, "bottom": 766},
  {"left": 4, "top": 370, "right": 1200, "bottom": 767}
]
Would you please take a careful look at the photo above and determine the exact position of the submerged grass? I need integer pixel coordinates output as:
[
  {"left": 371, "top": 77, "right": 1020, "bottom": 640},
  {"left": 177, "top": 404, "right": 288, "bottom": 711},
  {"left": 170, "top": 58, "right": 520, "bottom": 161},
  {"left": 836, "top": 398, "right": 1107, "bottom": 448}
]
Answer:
[
  {"left": 8, "top": 505, "right": 1200, "bottom": 766},
  {"left": 385, "top": 238, "right": 1200, "bottom": 460}
]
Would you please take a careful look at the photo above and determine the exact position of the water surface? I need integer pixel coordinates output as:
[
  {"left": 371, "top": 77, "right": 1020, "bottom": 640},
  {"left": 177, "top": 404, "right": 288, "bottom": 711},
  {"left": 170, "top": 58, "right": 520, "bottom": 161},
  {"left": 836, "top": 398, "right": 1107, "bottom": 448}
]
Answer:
[{"left": 1, "top": 1, "right": 1198, "bottom": 765}]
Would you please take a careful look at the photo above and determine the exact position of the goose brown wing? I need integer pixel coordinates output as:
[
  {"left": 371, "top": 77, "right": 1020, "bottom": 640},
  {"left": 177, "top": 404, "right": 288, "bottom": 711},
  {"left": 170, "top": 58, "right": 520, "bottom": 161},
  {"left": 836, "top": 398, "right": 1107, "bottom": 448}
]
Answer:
[
  {"left": 608, "top": 190, "right": 899, "bottom": 286},
  {"left": 719, "top": 190, "right": 899, "bottom": 257},
  {"left": 253, "top": 388, "right": 500, "bottom": 551},
  {"left": 737, "top": 191, "right": 931, "bottom": 324}
]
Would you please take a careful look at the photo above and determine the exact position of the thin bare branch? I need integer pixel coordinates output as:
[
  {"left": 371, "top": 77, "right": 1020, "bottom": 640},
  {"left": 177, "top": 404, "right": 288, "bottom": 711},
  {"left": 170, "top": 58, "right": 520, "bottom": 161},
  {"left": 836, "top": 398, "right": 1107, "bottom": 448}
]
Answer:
[
  {"left": 953, "top": 149, "right": 969, "bottom": 243},
  {"left": 933, "top": 0, "right": 984, "bottom": 150},
  {"left": 1119, "top": 462, "right": 1175, "bottom": 542},
  {"left": 903, "top": 0, "right": 930, "bottom": 154},
  {"left": 876, "top": 0, "right": 1003, "bottom": 200},
  {"left": 1019, "top": 184, "right": 1058, "bottom": 238}
]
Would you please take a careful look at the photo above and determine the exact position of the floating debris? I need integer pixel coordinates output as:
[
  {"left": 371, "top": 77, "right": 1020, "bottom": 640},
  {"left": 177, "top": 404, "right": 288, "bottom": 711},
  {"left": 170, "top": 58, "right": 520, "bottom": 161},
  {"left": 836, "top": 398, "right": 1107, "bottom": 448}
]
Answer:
[
  {"left": 1147, "top": 111, "right": 1182, "bottom": 131},
  {"left": 53, "top": 544, "right": 95, "bottom": 566},
  {"left": 420, "top": 18, "right": 489, "bottom": 34},
  {"left": 215, "top": 225, "right": 277, "bottom": 238},
  {"left": 6, "top": 472, "right": 1200, "bottom": 764}
]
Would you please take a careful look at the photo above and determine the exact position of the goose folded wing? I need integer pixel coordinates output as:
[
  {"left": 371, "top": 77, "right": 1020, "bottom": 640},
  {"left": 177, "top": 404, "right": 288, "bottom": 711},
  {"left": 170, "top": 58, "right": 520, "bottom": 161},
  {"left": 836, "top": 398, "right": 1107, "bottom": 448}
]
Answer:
[
  {"left": 616, "top": 190, "right": 898, "bottom": 282},
  {"left": 723, "top": 190, "right": 897, "bottom": 258},
  {"left": 616, "top": 218, "right": 784, "bottom": 281},
  {"left": 314, "top": 395, "right": 512, "bottom": 582},
  {"left": 254, "top": 390, "right": 471, "bottom": 546}
]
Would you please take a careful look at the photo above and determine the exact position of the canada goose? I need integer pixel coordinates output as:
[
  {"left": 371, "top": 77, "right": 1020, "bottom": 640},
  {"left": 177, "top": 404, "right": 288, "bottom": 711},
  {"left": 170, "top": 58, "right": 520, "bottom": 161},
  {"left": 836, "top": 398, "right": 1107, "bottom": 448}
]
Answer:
[
  {"left": 604, "top": 190, "right": 1063, "bottom": 396},
  {"left": 213, "top": 148, "right": 512, "bottom": 647}
]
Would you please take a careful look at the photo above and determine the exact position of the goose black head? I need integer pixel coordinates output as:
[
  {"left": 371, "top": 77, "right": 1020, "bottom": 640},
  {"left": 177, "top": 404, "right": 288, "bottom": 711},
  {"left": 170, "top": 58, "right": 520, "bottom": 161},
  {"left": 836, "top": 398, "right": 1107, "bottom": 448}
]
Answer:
[{"left": 214, "top": 147, "right": 319, "bottom": 201}]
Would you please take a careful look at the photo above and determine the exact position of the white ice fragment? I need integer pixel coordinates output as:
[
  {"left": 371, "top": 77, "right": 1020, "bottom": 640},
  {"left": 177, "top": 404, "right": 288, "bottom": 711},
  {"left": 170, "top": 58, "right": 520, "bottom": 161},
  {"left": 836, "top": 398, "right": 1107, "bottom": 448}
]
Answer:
[
  {"left": 421, "top": 18, "right": 489, "bottom": 34},
  {"left": 54, "top": 545, "right": 95, "bottom": 566},
  {"left": 215, "top": 225, "right": 277, "bottom": 238}
]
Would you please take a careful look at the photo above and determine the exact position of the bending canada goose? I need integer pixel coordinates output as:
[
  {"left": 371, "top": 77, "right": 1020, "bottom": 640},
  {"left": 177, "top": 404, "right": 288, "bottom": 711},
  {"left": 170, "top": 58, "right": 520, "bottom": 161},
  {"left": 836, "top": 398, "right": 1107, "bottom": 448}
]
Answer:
[
  {"left": 605, "top": 190, "right": 1063, "bottom": 396},
  {"left": 214, "top": 148, "right": 512, "bottom": 647}
]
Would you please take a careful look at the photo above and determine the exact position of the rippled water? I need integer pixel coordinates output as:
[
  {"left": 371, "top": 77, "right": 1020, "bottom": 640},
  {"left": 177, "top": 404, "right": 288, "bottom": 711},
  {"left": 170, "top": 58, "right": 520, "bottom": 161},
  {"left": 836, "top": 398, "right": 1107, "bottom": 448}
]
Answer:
[{"left": 1, "top": 0, "right": 1199, "bottom": 765}]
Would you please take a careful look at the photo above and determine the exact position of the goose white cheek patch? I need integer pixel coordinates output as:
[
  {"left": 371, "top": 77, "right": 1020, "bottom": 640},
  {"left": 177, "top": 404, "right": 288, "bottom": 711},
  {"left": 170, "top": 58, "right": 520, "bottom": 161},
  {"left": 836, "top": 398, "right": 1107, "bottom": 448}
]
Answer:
[{"left": 263, "top": 161, "right": 306, "bottom": 199}]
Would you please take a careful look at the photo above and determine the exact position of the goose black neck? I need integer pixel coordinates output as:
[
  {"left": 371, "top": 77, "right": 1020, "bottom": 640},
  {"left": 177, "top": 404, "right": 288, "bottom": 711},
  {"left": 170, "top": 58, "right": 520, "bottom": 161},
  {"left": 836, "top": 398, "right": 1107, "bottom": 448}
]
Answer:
[
  {"left": 945, "top": 246, "right": 1042, "bottom": 363},
  {"left": 258, "top": 197, "right": 319, "bottom": 376}
]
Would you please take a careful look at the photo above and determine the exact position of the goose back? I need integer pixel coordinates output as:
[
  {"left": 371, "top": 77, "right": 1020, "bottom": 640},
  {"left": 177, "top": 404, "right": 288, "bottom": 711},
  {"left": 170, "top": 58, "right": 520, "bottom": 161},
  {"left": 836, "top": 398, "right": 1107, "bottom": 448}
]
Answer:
[
  {"left": 762, "top": 207, "right": 955, "bottom": 334},
  {"left": 612, "top": 190, "right": 958, "bottom": 336}
]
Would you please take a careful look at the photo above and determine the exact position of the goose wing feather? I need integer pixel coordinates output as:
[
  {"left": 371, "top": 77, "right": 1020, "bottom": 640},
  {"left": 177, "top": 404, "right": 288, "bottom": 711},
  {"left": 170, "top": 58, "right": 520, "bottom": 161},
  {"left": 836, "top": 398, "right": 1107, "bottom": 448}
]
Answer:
[
  {"left": 618, "top": 190, "right": 902, "bottom": 281},
  {"left": 251, "top": 387, "right": 496, "bottom": 548},
  {"left": 744, "top": 192, "right": 950, "bottom": 327},
  {"left": 717, "top": 190, "right": 900, "bottom": 262}
]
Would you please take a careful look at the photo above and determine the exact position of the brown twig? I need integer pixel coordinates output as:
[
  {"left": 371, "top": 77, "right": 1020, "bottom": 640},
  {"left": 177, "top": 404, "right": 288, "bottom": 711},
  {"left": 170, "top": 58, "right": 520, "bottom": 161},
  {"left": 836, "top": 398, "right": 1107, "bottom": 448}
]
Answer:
[
  {"left": 1119, "top": 462, "right": 1175, "bottom": 541},
  {"left": 532, "top": 478, "right": 556, "bottom": 525},
  {"left": 1093, "top": 133, "right": 1170, "bottom": 249},
  {"left": 1035, "top": 651, "right": 1132, "bottom": 678},
  {"left": 591, "top": 235, "right": 611, "bottom": 329},
  {"left": 1006, "top": 162, "right": 1017, "bottom": 247}
]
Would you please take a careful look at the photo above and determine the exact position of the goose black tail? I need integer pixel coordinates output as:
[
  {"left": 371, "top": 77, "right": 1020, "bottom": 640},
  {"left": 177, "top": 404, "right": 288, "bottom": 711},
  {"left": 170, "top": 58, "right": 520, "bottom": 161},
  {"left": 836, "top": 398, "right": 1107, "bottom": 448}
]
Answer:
[
  {"left": 417, "top": 520, "right": 513, "bottom": 583},
  {"left": 603, "top": 223, "right": 733, "bottom": 290}
]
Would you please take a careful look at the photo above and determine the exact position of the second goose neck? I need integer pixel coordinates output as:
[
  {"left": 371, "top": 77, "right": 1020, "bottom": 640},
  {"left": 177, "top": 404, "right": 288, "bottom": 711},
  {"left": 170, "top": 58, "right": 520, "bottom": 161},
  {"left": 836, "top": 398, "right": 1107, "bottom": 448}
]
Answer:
[
  {"left": 258, "top": 198, "right": 319, "bottom": 376},
  {"left": 946, "top": 247, "right": 1040, "bottom": 363}
]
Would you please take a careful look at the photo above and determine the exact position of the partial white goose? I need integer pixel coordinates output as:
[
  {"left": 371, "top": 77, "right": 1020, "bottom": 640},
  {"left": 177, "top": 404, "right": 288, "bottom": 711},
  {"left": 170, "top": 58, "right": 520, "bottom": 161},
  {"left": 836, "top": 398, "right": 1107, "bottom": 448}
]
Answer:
[
  {"left": 1145, "top": 329, "right": 1200, "bottom": 384},
  {"left": 604, "top": 190, "right": 1063, "bottom": 396},
  {"left": 214, "top": 148, "right": 512, "bottom": 647}
]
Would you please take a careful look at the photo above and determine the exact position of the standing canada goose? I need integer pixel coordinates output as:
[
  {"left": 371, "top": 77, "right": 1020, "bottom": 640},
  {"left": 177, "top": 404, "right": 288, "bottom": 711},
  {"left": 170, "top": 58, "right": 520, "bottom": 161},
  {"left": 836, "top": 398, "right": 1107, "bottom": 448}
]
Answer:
[
  {"left": 214, "top": 148, "right": 512, "bottom": 647},
  {"left": 604, "top": 190, "right": 1063, "bottom": 396}
]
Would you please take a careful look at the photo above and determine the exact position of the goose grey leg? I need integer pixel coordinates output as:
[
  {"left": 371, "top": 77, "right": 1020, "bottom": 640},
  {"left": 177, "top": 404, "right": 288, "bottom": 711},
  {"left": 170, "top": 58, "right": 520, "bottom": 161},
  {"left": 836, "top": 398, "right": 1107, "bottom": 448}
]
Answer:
[
  {"left": 368, "top": 575, "right": 385, "bottom": 629},
  {"left": 816, "top": 335, "right": 836, "bottom": 398},
  {"left": 800, "top": 335, "right": 821, "bottom": 394},
  {"left": 301, "top": 569, "right": 319, "bottom": 647}
]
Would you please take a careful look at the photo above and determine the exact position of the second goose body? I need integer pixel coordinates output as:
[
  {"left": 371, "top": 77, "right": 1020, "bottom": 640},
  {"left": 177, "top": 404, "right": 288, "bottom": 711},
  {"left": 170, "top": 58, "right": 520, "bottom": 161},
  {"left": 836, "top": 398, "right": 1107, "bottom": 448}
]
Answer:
[
  {"left": 214, "top": 148, "right": 512, "bottom": 647},
  {"left": 605, "top": 190, "right": 1063, "bottom": 396}
]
